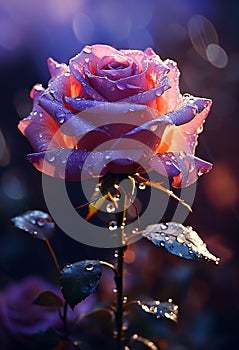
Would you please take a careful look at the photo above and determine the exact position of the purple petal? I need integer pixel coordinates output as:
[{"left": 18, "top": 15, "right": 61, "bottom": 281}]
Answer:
[
  {"left": 27, "top": 148, "right": 144, "bottom": 181},
  {"left": 84, "top": 69, "right": 145, "bottom": 102},
  {"left": 69, "top": 54, "right": 107, "bottom": 101},
  {"left": 64, "top": 96, "right": 105, "bottom": 112},
  {"left": 96, "top": 54, "right": 134, "bottom": 80},
  {"left": 18, "top": 112, "right": 65, "bottom": 153},
  {"left": 149, "top": 152, "right": 213, "bottom": 188},
  {"left": 47, "top": 57, "right": 68, "bottom": 78},
  {"left": 38, "top": 93, "right": 101, "bottom": 137},
  {"left": 118, "top": 75, "right": 170, "bottom": 104}
]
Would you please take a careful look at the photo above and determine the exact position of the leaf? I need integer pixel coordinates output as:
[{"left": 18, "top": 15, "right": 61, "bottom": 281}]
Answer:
[
  {"left": 33, "top": 291, "right": 63, "bottom": 307},
  {"left": 33, "top": 328, "right": 62, "bottom": 350},
  {"left": 137, "top": 299, "right": 178, "bottom": 323},
  {"left": 60, "top": 260, "right": 102, "bottom": 310},
  {"left": 142, "top": 222, "right": 220, "bottom": 263},
  {"left": 11, "top": 210, "right": 55, "bottom": 240}
]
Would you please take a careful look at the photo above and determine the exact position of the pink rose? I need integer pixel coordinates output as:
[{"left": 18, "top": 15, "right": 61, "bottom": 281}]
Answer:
[{"left": 18, "top": 44, "right": 212, "bottom": 187}]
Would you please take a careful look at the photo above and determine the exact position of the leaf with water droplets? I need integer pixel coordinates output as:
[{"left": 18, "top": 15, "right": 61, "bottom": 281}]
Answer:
[
  {"left": 142, "top": 222, "right": 220, "bottom": 263},
  {"left": 137, "top": 300, "right": 178, "bottom": 323},
  {"left": 60, "top": 260, "right": 102, "bottom": 309},
  {"left": 11, "top": 210, "right": 55, "bottom": 240},
  {"left": 33, "top": 291, "right": 63, "bottom": 307}
]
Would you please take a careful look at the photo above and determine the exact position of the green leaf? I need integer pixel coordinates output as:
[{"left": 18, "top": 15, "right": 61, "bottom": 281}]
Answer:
[
  {"left": 142, "top": 222, "right": 220, "bottom": 263},
  {"left": 60, "top": 260, "right": 102, "bottom": 310},
  {"left": 33, "top": 328, "right": 62, "bottom": 350},
  {"left": 33, "top": 291, "right": 63, "bottom": 307},
  {"left": 137, "top": 299, "right": 178, "bottom": 323},
  {"left": 11, "top": 210, "right": 55, "bottom": 240}
]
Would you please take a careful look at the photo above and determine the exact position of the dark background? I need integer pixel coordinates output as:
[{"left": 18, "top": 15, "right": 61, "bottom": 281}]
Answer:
[{"left": 0, "top": 0, "right": 239, "bottom": 349}]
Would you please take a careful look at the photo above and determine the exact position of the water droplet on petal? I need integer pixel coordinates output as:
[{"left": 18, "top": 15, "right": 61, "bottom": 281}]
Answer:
[
  {"left": 83, "top": 46, "right": 92, "bottom": 54},
  {"left": 150, "top": 124, "right": 158, "bottom": 132},
  {"left": 85, "top": 57, "right": 90, "bottom": 63},
  {"left": 29, "top": 218, "right": 36, "bottom": 225},
  {"left": 116, "top": 82, "right": 126, "bottom": 90},
  {"left": 46, "top": 153, "right": 55, "bottom": 162}
]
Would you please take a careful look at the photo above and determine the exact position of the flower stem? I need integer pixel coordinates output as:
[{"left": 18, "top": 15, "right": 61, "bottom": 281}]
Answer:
[{"left": 115, "top": 245, "right": 125, "bottom": 350}]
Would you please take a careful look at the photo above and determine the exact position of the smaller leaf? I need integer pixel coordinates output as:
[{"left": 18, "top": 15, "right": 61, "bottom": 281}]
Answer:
[
  {"left": 11, "top": 210, "right": 55, "bottom": 240},
  {"left": 33, "top": 291, "right": 63, "bottom": 307},
  {"left": 33, "top": 328, "right": 62, "bottom": 350},
  {"left": 142, "top": 222, "right": 220, "bottom": 263},
  {"left": 60, "top": 260, "right": 102, "bottom": 310},
  {"left": 137, "top": 299, "right": 178, "bottom": 323}
]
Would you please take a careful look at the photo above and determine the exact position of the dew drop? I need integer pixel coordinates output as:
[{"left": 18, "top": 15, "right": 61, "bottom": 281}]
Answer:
[
  {"left": 132, "top": 228, "right": 139, "bottom": 234},
  {"left": 197, "top": 125, "right": 204, "bottom": 133},
  {"left": 111, "top": 86, "right": 116, "bottom": 92},
  {"left": 83, "top": 46, "right": 92, "bottom": 54},
  {"left": 160, "top": 241, "right": 165, "bottom": 247},
  {"left": 29, "top": 218, "right": 36, "bottom": 225},
  {"left": 109, "top": 220, "right": 118, "bottom": 231},
  {"left": 138, "top": 183, "right": 146, "bottom": 190},
  {"left": 113, "top": 288, "right": 118, "bottom": 293},
  {"left": 85, "top": 264, "right": 94, "bottom": 271},
  {"left": 116, "top": 82, "right": 126, "bottom": 90},
  {"left": 160, "top": 223, "right": 168, "bottom": 230},
  {"left": 46, "top": 153, "right": 55, "bottom": 162},
  {"left": 59, "top": 117, "right": 65, "bottom": 124},
  {"left": 123, "top": 296, "right": 128, "bottom": 304},
  {"left": 165, "top": 235, "right": 170, "bottom": 241},
  {"left": 106, "top": 202, "right": 116, "bottom": 213},
  {"left": 165, "top": 160, "right": 172, "bottom": 166},
  {"left": 85, "top": 57, "right": 90, "bottom": 63},
  {"left": 37, "top": 219, "right": 47, "bottom": 227},
  {"left": 39, "top": 112, "right": 43, "bottom": 118},
  {"left": 155, "top": 90, "right": 162, "bottom": 97},
  {"left": 33, "top": 230, "right": 38, "bottom": 235},
  {"left": 150, "top": 124, "right": 158, "bottom": 132},
  {"left": 176, "top": 234, "right": 186, "bottom": 244},
  {"left": 113, "top": 193, "right": 121, "bottom": 201}
]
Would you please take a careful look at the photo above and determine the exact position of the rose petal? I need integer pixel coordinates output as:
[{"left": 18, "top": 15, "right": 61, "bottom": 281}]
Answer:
[
  {"left": 156, "top": 59, "right": 182, "bottom": 114},
  {"left": 85, "top": 69, "right": 145, "bottom": 102},
  {"left": 27, "top": 148, "right": 144, "bottom": 181},
  {"left": 96, "top": 55, "right": 134, "bottom": 80},
  {"left": 38, "top": 92, "right": 103, "bottom": 138},
  {"left": 118, "top": 75, "right": 170, "bottom": 104},
  {"left": 18, "top": 112, "right": 66, "bottom": 153},
  {"left": 47, "top": 57, "right": 68, "bottom": 79},
  {"left": 149, "top": 152, "right": 213, "bottom": 187},
  {"left": 157, "top": 97, "right": 212, "bottom": 154}
]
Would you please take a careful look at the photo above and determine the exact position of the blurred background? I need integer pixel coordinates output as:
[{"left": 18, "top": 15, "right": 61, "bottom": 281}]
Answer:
[{"left": 0, "top": 0, "right": 239, "bottom": 349}]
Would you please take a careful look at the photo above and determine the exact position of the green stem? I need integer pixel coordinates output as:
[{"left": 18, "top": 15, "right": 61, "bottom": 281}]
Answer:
[{"left": 115, "top": 246, "right": 125, "bottom": 350}]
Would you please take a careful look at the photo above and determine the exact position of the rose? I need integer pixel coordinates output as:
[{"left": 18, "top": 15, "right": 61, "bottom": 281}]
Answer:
[
  {"left": 18, "top": 44, "right": 212, "bottom": 187},
  {"left": 0, "top": 277, "right": 95, "bottom": 347}
]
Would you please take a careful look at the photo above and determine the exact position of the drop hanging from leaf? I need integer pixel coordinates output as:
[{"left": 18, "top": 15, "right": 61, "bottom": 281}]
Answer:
[
  {"left": 11, "top": 210, "right": 55, "bottom": 240},
  {"left": 142, "top": 222, "right": 220, "bottom": 263}
]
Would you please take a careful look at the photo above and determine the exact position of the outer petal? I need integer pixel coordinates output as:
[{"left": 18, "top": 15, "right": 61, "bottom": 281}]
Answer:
[
  {"left": 157, "top": 96, "right": 212, "bottom": 154},
  {"left": 149, "top": 152, "right": 212, "bottom": 188},
  {"left": 27, "top": 148, "right": 144, "bottom": 181},
  {"left": 18, "top": 112, "right": 66, "bottom": 153},
  {"left": 47, "top": 57, "right": 68, "bottom": 79}
]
